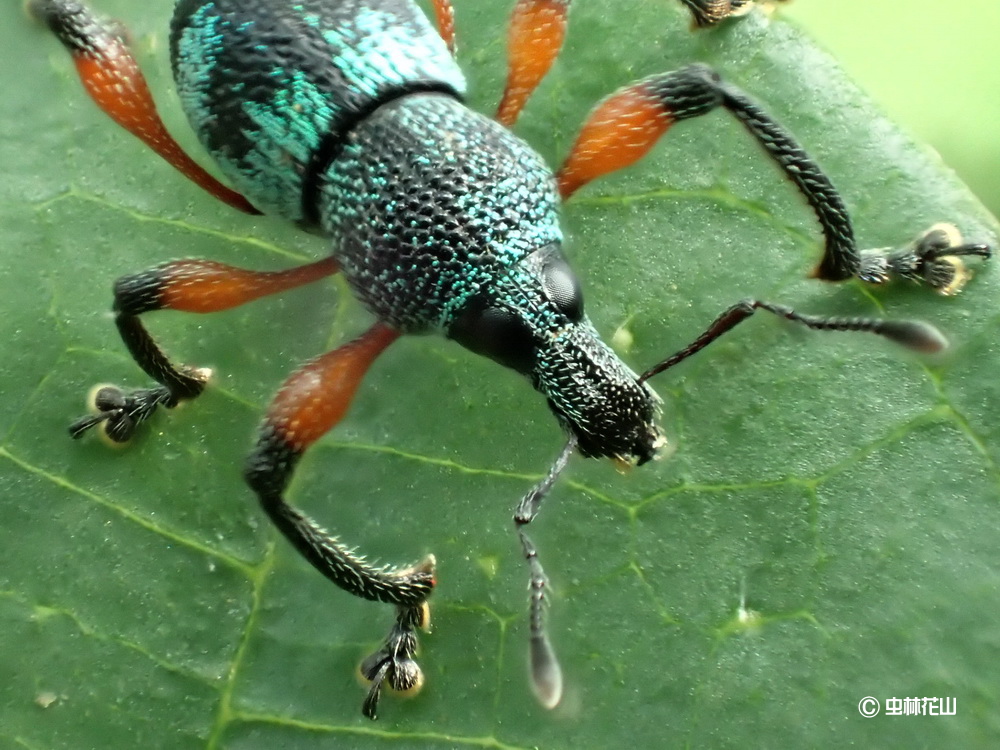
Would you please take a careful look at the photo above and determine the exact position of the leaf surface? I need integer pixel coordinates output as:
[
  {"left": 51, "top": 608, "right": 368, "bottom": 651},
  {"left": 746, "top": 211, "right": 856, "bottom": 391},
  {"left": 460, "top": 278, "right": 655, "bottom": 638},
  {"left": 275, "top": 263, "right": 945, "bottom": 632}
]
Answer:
[{"left": 2, "top": 1, "right": 998, "bottom": 748}]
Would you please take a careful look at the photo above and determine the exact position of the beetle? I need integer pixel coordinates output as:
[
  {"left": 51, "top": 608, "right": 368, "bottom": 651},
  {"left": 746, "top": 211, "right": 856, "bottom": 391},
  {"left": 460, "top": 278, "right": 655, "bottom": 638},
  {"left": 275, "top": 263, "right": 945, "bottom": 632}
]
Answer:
[{"left": 30, "top": 0, "right": 990, "bottom": 719}]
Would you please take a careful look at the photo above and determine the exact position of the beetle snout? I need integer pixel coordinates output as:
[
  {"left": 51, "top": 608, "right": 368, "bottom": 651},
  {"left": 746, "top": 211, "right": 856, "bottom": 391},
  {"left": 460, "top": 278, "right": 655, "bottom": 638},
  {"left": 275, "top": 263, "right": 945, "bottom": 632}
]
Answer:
[
  {"left": 533, "top": 327, "right": 665, "bottom": 466},
  {"left": 563, "top": 379, "right": 666, "bottom": 466}
]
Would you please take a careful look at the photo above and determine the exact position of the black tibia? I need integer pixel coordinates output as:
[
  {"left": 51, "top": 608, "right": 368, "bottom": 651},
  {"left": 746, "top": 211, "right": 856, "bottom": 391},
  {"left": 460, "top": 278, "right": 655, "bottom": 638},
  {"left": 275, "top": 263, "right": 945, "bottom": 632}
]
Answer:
[
  {"left": 715, "top": 80, "right": 858, "bottom": 281},
  {"left": 513, "top": 437, "right": 576, "bottom": 710},
  {"left": 244, "top": 425, "right": 436, "bottom": 607},
  {"left": 69, "top": 269, "right": 210, "bottom": 443},
  {"left": 70, "top": 267, "right": 205, "bottom": 442},
  {"left": 648, "top": 65, "right": 724, "bottom": 120},
  {"left": 245, "top": 436, "right": 433, "bottom": 722},
  {"left": 640, "top": 298, "right": 948, "bottom": 384},
  {"left": 115, "top": 310, "right": 209, "bottom": 397},
  {"left": 662, "top": 68, "right": 991, "bottom": 290},
  {"left": 245, "top": 432, "right": 433, "bottom": 721},
  {"left": 613, "top": 64, "right": 858, "bottom": 281},
  {"left": 29, "top": 0, "right": 116, "bottom": 54}
]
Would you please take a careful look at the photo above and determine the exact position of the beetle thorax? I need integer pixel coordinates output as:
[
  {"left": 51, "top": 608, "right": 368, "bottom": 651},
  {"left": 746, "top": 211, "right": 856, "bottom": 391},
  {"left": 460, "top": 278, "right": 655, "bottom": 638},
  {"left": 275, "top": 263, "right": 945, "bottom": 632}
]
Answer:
[{"left": 318, "top": 93, "right": 562, "bottom": 333}]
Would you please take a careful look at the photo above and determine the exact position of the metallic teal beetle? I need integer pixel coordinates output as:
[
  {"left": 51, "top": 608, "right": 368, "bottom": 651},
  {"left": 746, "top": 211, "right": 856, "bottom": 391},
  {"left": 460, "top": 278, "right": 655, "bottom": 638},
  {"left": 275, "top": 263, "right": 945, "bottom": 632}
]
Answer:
[{"left": 31, "top": 0, "right": 989, "bottom": 719}]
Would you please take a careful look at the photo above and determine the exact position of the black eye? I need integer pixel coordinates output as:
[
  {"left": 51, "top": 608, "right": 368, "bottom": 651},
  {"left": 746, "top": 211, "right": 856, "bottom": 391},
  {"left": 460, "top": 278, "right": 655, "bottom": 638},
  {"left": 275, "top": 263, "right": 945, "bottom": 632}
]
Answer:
[
  {"left": 542, "top": 254, "right": 584, "bottom": 322},
  {"left": 449, "top": 303, "right": 537, "bottom": 374}
]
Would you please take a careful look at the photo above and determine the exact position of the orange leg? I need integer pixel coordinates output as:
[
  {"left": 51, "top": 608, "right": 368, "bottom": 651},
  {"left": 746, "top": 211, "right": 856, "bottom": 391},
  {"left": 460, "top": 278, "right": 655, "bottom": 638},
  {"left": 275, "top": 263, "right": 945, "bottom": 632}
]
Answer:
[
  {"left": 556, "top": 81, "right": 676, "bottom": 200},
  {"left": 429, "top": 0, "right": 457, "bottom": 55},
  {"left": 260, "top": 323, "right": 397, "bottom": 455},
  {"left": 30, "top": 0, "right": 258, "bottom": 214},
  {"left": 70, "top": 256, "right": 339, "bottom": 442},
  {"left": 494, "top": 0, "right": 761, "bottom": 127},
  {"left": 244, "top": 323, "right": 436, "bottom": 720},
  {"left": 147, "top": 257, "right": 339, "bottom": 314},
  {"left": 496, "top": 0, "right": 571, "bottom": 127}
]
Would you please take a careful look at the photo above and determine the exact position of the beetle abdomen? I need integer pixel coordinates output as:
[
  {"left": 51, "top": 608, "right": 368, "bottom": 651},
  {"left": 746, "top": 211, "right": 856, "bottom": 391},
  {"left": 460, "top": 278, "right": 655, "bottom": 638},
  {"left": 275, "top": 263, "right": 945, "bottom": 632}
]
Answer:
[
  {"left": 318, "top": 93, "right": 563, "bottom": 332},
  {"left": 170, "top": 0, "right": 465, "bottom": 222}
]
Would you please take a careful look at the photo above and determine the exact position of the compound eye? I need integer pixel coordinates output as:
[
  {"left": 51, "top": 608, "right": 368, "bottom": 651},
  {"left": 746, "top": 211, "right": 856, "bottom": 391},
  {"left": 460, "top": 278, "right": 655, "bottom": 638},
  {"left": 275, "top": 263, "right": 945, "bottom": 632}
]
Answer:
[
  {"left": 449, "top": 303, "right": 537, "bottom": 374},
  {"left": 542, "top": 255, "right": 584, "bottom": 323}
]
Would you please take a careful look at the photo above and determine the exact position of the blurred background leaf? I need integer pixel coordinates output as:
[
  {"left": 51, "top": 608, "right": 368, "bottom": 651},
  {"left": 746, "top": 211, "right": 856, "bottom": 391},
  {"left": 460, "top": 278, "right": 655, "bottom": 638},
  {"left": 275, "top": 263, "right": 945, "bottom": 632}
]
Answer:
[
  {"left": 787, "top": 0, "right": 1000, "bottom": 219},
  {"left": 1, "top": 1, "right": 998, "bottom": 748}
]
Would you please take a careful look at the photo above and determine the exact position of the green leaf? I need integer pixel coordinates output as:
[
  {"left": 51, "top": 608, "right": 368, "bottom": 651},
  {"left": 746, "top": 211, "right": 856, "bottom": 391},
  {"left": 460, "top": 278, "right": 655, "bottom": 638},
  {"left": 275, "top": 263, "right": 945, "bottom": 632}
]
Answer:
[{"left": 3, "top": 1, "right": 998, "bottom": 748}]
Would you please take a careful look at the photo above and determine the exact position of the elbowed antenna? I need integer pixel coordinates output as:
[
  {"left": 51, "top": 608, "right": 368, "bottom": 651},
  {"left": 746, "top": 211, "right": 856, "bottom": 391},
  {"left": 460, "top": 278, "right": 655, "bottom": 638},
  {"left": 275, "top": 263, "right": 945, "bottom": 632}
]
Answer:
[
  {"left": 514, "top": 436, "right": 577, "bottom": 709},
  {"left": 639, "top": 298, "right": 947, "bottom": 385}
]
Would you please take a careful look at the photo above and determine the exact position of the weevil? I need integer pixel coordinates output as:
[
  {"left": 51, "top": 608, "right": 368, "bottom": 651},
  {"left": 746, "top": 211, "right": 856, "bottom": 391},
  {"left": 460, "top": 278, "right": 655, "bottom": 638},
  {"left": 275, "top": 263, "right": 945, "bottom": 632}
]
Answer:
[{"left": 30, "top": 0, "right": 990, "bottom": 719}]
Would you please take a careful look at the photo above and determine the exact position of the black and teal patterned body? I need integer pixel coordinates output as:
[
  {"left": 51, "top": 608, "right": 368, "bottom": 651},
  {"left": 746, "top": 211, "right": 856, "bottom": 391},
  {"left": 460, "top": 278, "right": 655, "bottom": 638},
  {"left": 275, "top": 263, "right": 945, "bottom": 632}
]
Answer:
[
  {"left": 318, "top": 94, "right": 561, "bottom": 335},
  {"left": 169, "top": 0, "right": 663, "bottom": 464},
  {"left": 170, "top": 0, "right": 465, "bottom": 222}
]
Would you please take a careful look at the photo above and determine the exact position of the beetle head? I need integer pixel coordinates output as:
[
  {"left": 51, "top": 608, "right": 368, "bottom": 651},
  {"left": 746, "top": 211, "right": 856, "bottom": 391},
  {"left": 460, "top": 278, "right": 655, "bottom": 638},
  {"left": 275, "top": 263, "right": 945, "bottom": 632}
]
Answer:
[{"left": 448, "top": 245, "right": 665, "bottom": 466}]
